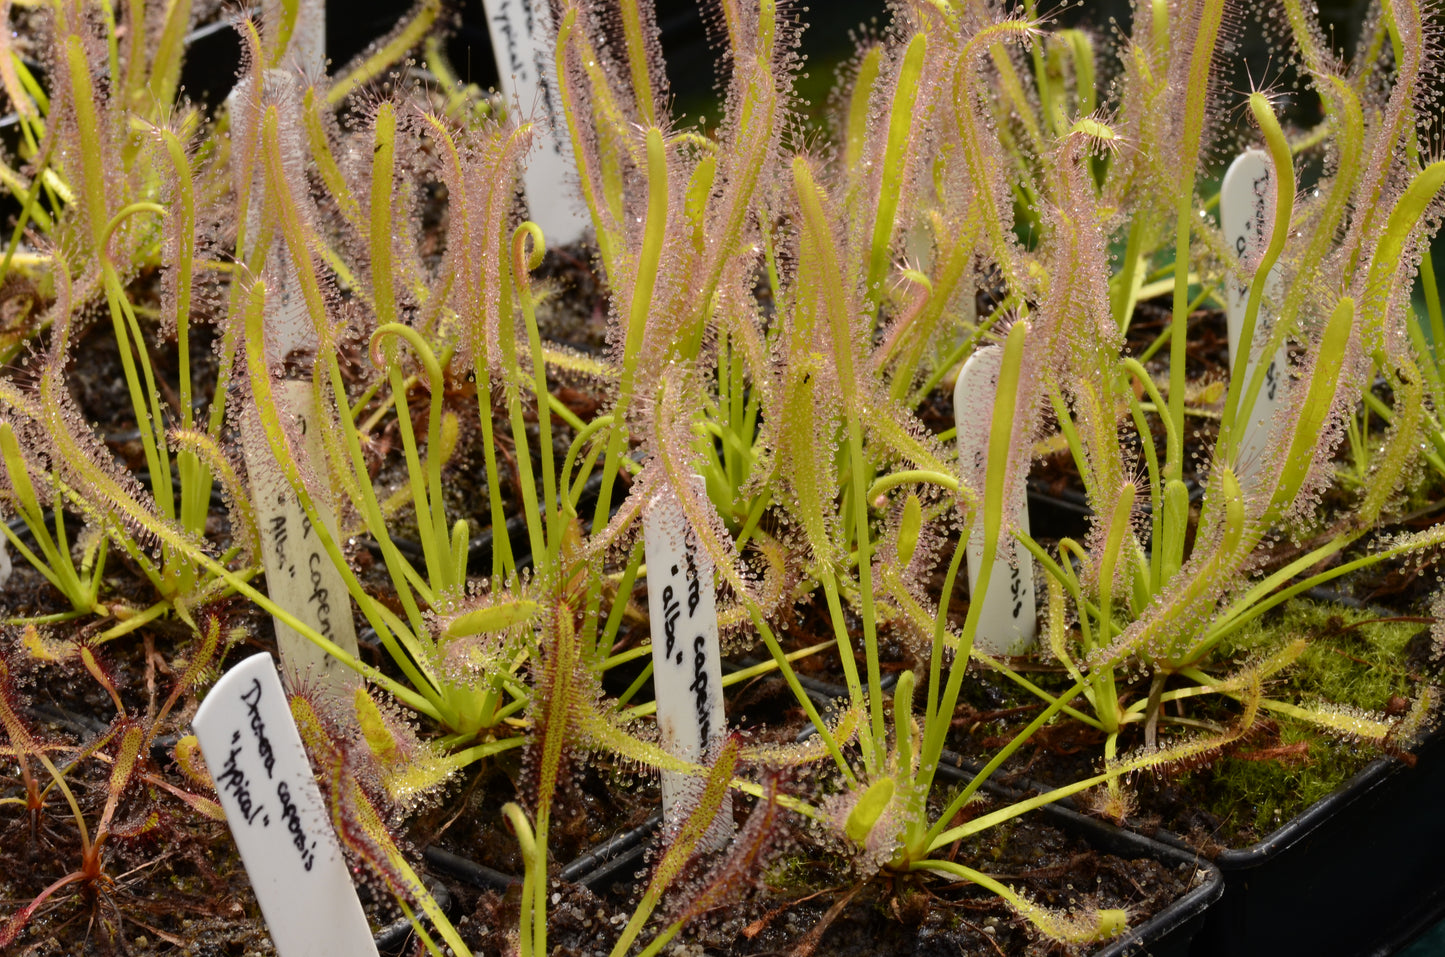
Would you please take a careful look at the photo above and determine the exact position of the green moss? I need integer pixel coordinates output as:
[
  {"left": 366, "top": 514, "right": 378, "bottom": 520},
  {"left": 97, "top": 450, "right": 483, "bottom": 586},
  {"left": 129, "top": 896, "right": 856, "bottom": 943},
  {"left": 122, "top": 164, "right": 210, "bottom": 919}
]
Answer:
[
  {"left": 1184, "top": 598, "right": 1425, "bottom": 840},
  {"left": 1189, "top": 727, "right": 1371, "bottom": 838},
  {"left": 1219, "top": 598, "right": 1420, "bottom": 713}
]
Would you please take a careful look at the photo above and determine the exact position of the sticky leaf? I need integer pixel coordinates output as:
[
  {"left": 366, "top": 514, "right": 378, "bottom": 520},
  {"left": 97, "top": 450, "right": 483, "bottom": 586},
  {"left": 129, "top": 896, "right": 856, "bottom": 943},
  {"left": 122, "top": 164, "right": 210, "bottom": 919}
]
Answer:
[
  {"left": 845, "top": 776, "right": 896, "bottom": 845},
  {"left": 897, "top": 494, "right": 922, "bottom": 568}
]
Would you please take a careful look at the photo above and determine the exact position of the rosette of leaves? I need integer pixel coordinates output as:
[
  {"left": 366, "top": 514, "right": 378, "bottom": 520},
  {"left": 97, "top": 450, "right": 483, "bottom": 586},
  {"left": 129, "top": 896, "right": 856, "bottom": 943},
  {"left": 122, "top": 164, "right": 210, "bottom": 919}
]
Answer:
[{"left": 895, "top": 0, "right": 1445, "bottom": 807}]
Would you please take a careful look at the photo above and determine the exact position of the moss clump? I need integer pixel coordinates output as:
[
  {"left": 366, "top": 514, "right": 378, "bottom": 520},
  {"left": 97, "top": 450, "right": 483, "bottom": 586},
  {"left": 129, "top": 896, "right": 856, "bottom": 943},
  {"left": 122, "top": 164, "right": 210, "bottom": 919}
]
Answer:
[
  {"left": 1190, "top": 726, "right": 1371, "bottom": 840},
  {"left": 1188, "top": 599, "right": 1426, "bottom": 840},
  {"left": 1221, "top": 598, "right": 1421, "bottom": 713}
]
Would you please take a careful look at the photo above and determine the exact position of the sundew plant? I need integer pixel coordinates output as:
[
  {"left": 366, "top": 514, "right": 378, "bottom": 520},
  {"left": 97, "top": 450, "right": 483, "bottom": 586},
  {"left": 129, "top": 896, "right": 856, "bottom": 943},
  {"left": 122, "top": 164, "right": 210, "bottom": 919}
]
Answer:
[
  {"left": 0, "top": 0, "right": 233, "bottom": 628},
  {"left": 974, "top": 0, "right": 1445, "bottom": 809},
  {"left": 1, "top": 0, "right": 1444, "bottom": 954}
]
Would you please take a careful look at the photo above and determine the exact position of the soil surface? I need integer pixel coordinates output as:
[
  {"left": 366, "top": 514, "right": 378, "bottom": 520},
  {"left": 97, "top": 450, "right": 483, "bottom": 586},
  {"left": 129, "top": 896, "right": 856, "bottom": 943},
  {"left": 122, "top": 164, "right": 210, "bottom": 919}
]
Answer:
[
  {"left": 0, "top": 217, "right": 1408, "bottom": 957},
  {"left": 435, "top": 784, "right": 1202, "bottom": 957}
]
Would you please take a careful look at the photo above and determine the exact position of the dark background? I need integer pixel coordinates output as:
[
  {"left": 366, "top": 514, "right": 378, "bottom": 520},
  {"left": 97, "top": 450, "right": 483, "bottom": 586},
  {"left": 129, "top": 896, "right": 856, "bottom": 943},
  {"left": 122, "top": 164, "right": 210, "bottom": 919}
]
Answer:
[
  {"left": 167, "top": 1, "right": 1391, "bottom": 141},
  {"left": 118, "top": 0, "right": 1445, "bottom": 313}
]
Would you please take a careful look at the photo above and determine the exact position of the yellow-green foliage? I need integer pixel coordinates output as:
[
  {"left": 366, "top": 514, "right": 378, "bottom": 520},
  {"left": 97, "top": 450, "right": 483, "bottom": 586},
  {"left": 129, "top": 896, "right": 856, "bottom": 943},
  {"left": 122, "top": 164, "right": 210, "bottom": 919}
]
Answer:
[
  {"left": 1195, "top": 599, "right": 1427, "bottom": 836},
  {"left": 1220, "top": 600, "right": 1421, "bottom": 716},
  {"left": 2, "top": 1, "right": 1444, "bottom": 954}
]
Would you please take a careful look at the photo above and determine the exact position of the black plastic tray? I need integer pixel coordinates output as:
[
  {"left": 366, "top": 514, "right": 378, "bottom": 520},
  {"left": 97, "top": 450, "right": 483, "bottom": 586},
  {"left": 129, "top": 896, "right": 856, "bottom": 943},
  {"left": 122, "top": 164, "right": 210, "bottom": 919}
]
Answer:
[
  {"left": 945, "top": 724, "right": 1445, "bottom": 957},
  {"left": 933, "top": 759, "right": 1224, "bottom": 957},
  {"left": 1162, "top": 729, "right": 1445, "bottom": 957}
]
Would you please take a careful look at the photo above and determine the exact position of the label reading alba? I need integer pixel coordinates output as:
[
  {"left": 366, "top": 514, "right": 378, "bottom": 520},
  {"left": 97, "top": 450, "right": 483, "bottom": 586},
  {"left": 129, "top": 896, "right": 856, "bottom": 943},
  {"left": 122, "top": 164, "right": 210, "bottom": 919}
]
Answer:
[
  {"left": 642, "top": 485, "right": 731, "bottom": 844},
  {"left": 954, "top": 346, "right": 1037, "bottom": 655},
  {"left": 235, "top": 69, "right": 357, "bottom": 703},
  {"left": 241, "top": 379, "right": 359, "bottom": 704},
  {"left": 1221, "top": 149, "right": 1289, "bottom": 478},
  {"left": 479, "top": 0, "right": 589, "bottom": 246},
  {"left": 192, "top": 654, "right": 378, "bottom": 957}
]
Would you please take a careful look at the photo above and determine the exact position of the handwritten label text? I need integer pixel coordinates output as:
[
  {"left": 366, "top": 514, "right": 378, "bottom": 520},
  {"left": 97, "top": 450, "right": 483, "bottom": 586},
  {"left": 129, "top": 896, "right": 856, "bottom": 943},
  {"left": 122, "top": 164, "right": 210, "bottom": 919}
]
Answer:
[
  {"left": 642, "top": 484, "right": 731, "bottom": 845},
  {"left": 192, "top": 654, "right": 378, "bottom": 956}
]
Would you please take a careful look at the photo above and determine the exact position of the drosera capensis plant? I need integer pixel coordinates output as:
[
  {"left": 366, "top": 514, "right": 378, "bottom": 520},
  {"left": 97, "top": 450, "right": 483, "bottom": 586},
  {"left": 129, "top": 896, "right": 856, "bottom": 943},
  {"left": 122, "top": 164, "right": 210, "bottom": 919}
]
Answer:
[
  {"left": 3, "top": 0, "right": 1444, "bottom": 953},
  {"left": 195, "top": 7, "right": 876, "bottom": 948},
  {"left": 721, "top": 0, "right": 1445, "bottom": 913},
  {"left": 297, "top": 0, "right": 1433, "bottom": 947},
  {"left": 920, "top": 0, "right": 1445, "bottom": 810},
  {"left": 0, "top": 0, "right": 443, "bottom": 628},
  {"left": 0, "top": 1, "right": 234, "bottom": 619},
  {"left": 195, "top": 0, "right": 1161, "bottom": 947},
  {"left": 505, "top": 0, "right": 1155, "bottom": 947}
]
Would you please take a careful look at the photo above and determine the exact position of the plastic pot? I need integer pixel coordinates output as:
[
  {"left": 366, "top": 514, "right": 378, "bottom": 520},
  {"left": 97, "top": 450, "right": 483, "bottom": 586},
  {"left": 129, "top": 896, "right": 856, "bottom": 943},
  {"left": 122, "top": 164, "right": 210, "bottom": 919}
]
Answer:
[
  {"left": 934, "top": 758, "right": 1223, "bottom": 957},
  {"left": 948, "top": 722, "right": 1445, "bottom": 957},
  {"left": 374, "top": 881, "right": 454, "bottom": 957},
  {"left": 560, "top": 762, "right": 1223, "bottom": 954},
  {"left": 1027, "top": 482, "right": 1093, "bottom": 541},
  {"left": 1025, "top": 479, "right": 1206, "bottom": 545},
  {"left": 1157, "top": 729, "right": 1445, "bottom": 957},
  {"left": 559, "top": 811, "right": 663, "bottom": 892},
  {"left": 1080, "top": 807, "right": 1225, "bottom": 957}
]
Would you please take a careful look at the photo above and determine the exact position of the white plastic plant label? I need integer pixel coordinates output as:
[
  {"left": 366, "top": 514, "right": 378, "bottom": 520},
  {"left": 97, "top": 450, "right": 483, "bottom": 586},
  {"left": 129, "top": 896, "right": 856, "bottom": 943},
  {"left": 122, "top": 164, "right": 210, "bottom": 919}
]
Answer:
[
  {"left": 1221, "top": 149, "right": 1288, "bottom": 477},
  {"left": 263, "top": 0, "right": 324, "bottom": 76},
  {"left": 955, "top": 346, "right": 1037, "bottom": 655},
  {"left": 479, "top": 0, "right": 589, "bottom": 246},
  {"left": 642, "top": 484, "right": 731, "bottom": 843},
  {"left": 241, "top": 380, "right": 360, "bottom": 705},
  {"left": 236, "top": 73, "right": 359, "bottom": 704},
  {"left": 192, "top": 653, "right": 378, "bottom": 957},
  {"left": 255, "top": 172, "right": 316, "bottom": 364}
]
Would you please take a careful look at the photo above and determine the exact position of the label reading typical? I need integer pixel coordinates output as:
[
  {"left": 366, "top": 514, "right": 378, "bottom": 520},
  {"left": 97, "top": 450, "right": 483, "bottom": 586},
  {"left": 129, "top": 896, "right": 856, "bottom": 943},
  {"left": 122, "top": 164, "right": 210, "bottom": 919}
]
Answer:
[
  {"left": 954, "top": 346, "right": 1037, "bottom": 655},
  {"left": 642, "top": 485, "right": 731, "bottom": 843},
  {"left": 1221, "top": 149, "right": 1288, "bottom": 477},
  {"left": 241, "top": 379, "right": 359, "bottom": 704},
  {"left": 192, "top": 654, "right": 378, "bottom": 957},
  {"left": 479, "top": 0, "right": 589, "bottom": 246}
]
